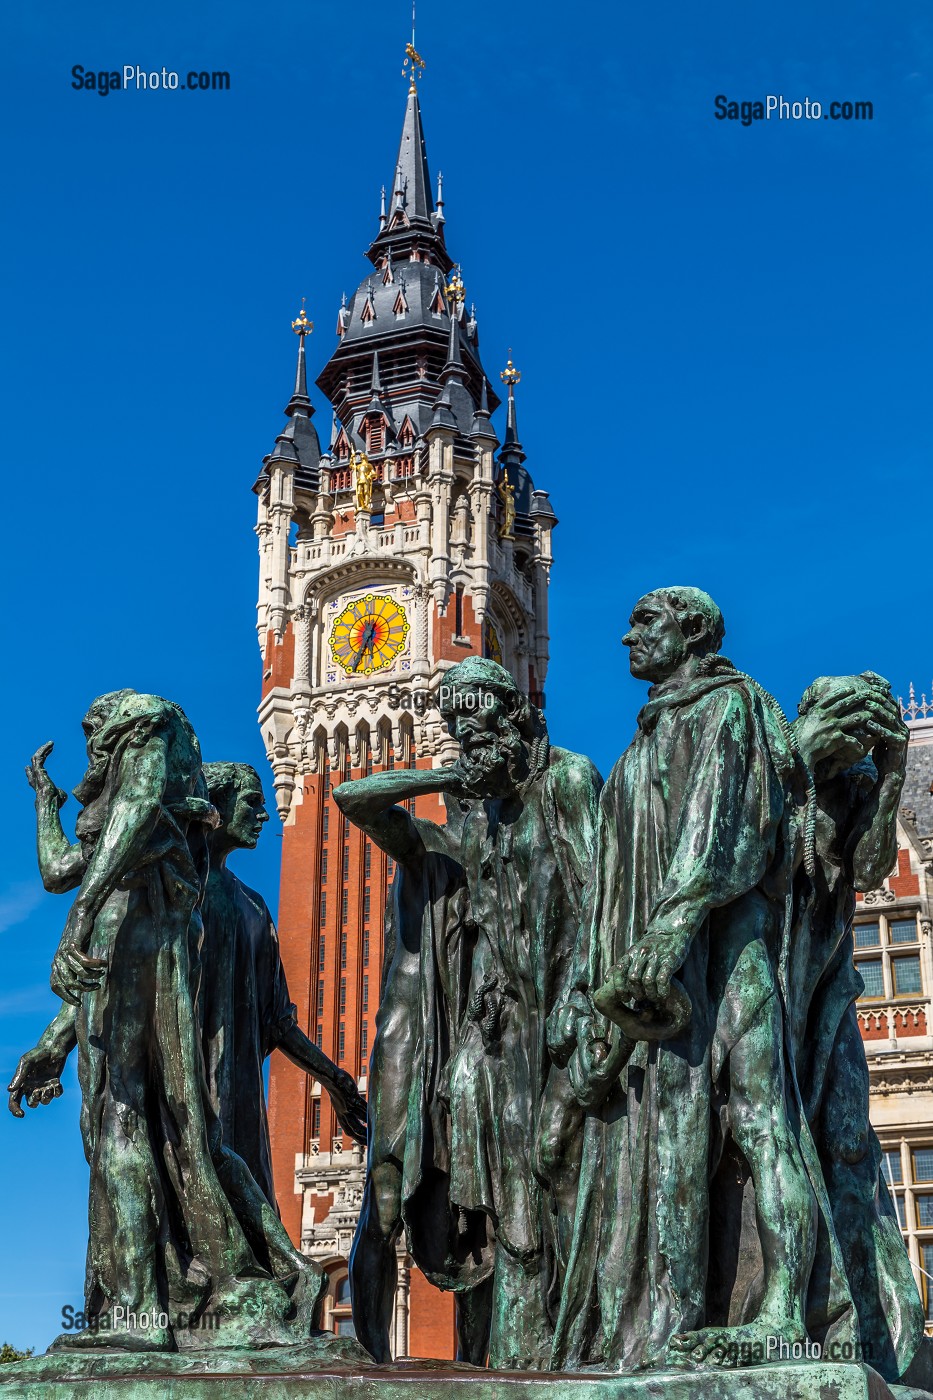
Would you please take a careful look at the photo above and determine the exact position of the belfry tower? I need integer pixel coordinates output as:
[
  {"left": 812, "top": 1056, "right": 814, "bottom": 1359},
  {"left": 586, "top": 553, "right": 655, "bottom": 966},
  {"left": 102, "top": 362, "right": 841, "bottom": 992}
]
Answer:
[{"left": 252, "top": 52, "right": 556, "bottom": 1355}]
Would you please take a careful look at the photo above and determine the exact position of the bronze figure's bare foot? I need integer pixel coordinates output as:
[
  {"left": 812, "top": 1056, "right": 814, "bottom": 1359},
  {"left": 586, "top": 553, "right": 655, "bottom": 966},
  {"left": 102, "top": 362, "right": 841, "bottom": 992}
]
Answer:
[{"left": 670, "top": 1315, "right": 809, "bottom": 1369}]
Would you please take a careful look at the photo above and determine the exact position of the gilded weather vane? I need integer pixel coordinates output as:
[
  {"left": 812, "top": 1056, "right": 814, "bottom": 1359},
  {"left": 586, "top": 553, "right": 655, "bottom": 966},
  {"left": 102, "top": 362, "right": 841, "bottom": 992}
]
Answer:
[
  {"left": 402, "top": 42, "right": 425, "bottom": 92},
  {"left": 402, "top": 3, "right": 425, "bottom": 94}
]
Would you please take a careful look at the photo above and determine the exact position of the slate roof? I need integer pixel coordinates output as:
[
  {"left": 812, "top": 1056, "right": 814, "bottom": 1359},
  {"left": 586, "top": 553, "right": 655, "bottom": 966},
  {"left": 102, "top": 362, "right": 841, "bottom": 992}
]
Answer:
[
  {"left": 366, "top": 88, "right": 451, "bottom": 270},
  {"left": 257, "top": 336, "right": 322, "bottom": 493},
  {"left": 902, "top": 732, "right": 933, "bottom": 835}
]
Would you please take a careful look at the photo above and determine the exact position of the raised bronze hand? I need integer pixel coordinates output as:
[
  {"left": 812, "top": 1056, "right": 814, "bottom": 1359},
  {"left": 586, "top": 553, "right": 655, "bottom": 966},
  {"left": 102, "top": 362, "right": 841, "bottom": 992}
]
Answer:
[{"left": 25, "top": 740, "right": 67, "bottom": 809}]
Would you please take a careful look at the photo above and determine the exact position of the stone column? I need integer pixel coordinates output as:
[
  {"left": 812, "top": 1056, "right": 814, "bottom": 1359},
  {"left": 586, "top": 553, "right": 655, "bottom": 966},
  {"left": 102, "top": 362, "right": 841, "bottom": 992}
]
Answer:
[
  {"left": 292, "top": 603, "right": 312, "bottom": 686},
  {"left": 393, "top": 1246, "right": 411, "bottom": 1358}
]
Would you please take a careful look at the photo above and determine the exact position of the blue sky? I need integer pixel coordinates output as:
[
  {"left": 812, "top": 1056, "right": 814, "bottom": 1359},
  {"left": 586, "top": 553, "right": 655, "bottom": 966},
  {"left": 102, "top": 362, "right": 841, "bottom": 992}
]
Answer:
[{"left": 1, "top": 0, "right": 932, "bottom": 1355}]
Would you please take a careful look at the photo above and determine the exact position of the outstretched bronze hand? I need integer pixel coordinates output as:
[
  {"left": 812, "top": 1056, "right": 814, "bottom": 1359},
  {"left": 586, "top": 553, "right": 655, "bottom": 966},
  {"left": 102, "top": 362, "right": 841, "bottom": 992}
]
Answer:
[
  {"left": 8, "top": 1044, "right": 66, "bottom": 1118},
  {"left": 327, "top": 1068, "right": 368, "bottom": 1146}
]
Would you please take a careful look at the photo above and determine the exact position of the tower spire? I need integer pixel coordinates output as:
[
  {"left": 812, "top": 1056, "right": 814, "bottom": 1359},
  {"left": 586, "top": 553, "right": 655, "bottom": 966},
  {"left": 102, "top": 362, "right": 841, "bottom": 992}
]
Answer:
[
  {"left": 257, "top": 301, "right": 322, "bottom": 489},
  {"left": 499, "top": 351, "right": 525, "bottom": 464},
  {"left": 471, "top": 373, "right": 498, "bottom": 442},
  {"left": 440, "top": 307, "right": 464, "bottom": 383},
  {"left": 287, "top": 301, "right": 314, "bottom": 416},
  {"left": 441, "top": 270, "right": 466, "bottom": 384},
  {"left": 365, "top": 45, "right": 451, "bottom": 269},
  {"left": 387, "top": 50, "right": 432, "bottom": 225}
]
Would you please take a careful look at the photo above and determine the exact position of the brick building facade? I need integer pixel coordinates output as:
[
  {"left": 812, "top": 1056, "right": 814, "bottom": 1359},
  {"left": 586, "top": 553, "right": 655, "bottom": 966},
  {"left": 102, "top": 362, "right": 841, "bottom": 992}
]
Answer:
[{"left": 863, "top": 696, "right": 933, "bottom": 1326}]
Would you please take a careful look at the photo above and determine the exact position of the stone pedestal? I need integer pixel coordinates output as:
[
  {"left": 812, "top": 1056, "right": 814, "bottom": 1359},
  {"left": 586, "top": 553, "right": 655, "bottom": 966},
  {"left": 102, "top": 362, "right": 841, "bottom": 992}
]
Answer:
[{"left": 0, "top": 1354, "right": 921, "bottom": 1400}]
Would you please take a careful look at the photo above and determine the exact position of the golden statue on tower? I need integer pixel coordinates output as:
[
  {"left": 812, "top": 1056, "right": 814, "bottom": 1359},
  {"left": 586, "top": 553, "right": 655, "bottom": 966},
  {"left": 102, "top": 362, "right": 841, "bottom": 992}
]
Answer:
[
  {"left": 497, "top": 468, "right": 516, "bottom": 539},
  {"left": 353, "top": 451, "right": 377, "bottom": 512}
]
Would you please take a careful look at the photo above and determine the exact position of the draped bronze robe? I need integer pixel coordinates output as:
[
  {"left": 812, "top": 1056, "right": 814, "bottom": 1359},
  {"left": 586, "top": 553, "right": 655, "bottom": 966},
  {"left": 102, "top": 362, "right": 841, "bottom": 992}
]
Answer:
[
  {"left": 552, "top": 668, "right": 855, "bottom": 1371},
  {"left": 199, "top": 871, "right": 296, "bottom": 1212},
  {"left": 69, "top": 694, "right": 322, "bottom": 1348}
]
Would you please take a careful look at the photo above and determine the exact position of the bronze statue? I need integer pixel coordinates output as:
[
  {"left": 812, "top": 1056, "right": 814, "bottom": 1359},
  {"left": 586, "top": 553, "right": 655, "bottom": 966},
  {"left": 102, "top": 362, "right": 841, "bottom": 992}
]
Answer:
[
  {"left": 12, "top": 757, "right": 366, "bottom": 1202},
  {"left": 335, "top": 658, "right": 601, "bottom": 1368},
  {"left": 9, "top": 695, "right": 324, "bottom": 1352},
  {"left": 790, "top": 674, "right": 928, "bottom": 1383},
  {"left": 7, "top": 623, "right": 932, "bottom": 1396},
  {"left": 550, "top": 589, "right": 856, "bottom": 1371},
  {"left": 198, "top": 761, "right": 366, "bottom": 1200}
]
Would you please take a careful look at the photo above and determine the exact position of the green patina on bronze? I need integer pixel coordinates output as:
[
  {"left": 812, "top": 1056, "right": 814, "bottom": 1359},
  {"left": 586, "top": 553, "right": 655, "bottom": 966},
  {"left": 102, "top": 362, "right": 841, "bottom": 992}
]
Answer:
[
  {"left": 335, "top": 658, "right": 602, "bottom": 1369},
  {"left": 5, "top": 589, "right": 932, "bottom": 1400},
  {"left": 8, "top": 696, "right": 362, "bottom": 1361},
  {"left": 337, "top": 593, "right": 931, "bottom": 1394},
  {"left": 552, "top": 592, "right": 926, "bottom": 1385},
  {"left": 198, "top": 760, "right": 366, "bottom": 1204},
  {"left": 0, "top": 1355, "right": 917, "bottom": 1400}
]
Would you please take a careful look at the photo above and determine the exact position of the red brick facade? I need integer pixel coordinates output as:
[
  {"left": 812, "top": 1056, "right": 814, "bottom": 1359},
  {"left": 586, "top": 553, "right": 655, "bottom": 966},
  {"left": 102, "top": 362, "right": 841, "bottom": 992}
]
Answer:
[{"left": 268, "top": 734, "right": 457, "bottom": 1355}]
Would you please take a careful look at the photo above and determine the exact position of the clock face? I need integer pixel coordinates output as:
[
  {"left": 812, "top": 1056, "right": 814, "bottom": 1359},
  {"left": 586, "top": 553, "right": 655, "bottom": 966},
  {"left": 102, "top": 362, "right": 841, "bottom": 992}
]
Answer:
[{"left": 329, "top": 593, "right": 410, "bottom": 676}]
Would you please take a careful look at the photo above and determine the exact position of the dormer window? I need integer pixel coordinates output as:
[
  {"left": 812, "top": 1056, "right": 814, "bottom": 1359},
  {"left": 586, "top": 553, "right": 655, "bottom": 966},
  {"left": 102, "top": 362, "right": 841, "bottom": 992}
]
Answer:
[
  {"left": 366, "top": 417, "right": 386, "bottom": 455},
  {"left": 398, "top": 416, "right": 415, "bottom": 448}
]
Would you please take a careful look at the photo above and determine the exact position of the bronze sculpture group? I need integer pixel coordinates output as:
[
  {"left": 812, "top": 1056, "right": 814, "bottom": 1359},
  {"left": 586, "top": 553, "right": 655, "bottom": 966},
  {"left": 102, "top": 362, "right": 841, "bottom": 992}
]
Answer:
[
  {"left": 8, "top": 586, "right": 932, "bottom": 1393},
  {"left": 11, "top": 704, "right": 364, "bottom": 1353}
]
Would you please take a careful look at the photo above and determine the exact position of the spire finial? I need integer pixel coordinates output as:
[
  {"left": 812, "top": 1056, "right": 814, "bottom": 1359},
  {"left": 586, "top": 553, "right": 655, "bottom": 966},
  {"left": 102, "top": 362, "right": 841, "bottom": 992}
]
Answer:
[
  {"left": 402, "top": 19, "right": 425, "bottom": 95},
  {"left": 286, "top": 301, "right": 313, "bottom": 412},
  {"left": 500, "top": 350, "right": 521, "bottom": 390},
  {"left": 291, "top": 298, "right": 313, "bottom": 338},
  {"left": 379, "top": 184, "right": 387, "bottom": 229},
  {"left": 500, "top": 350, "right": 523, "bottom": 456}
]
